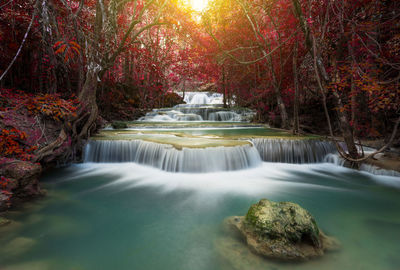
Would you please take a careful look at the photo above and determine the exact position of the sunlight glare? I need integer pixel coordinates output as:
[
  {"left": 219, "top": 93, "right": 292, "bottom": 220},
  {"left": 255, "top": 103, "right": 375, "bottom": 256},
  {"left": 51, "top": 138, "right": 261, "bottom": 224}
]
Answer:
[{"left": 189, "top": 0, "right": 209, "bottom": 12}]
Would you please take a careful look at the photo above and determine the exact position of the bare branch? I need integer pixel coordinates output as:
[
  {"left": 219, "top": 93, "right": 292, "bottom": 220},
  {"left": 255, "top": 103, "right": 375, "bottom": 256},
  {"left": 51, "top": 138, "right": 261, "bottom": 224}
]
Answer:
[{"left": 0, "top": 0, "right": 37, "bottom": 82}]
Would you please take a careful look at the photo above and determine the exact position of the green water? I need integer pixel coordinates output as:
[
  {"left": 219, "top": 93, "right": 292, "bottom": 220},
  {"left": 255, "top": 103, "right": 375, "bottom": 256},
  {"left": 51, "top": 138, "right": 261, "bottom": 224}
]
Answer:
[{"left": 1, "top": 162, "right": 399, "bottom": 270}]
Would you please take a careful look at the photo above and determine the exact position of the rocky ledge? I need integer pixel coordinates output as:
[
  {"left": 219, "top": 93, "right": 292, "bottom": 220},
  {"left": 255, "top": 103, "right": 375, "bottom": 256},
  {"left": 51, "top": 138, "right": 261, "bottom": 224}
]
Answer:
[
  {"left": 0, "top": 158, "right": 44, "bottom": 211},
  {"left": 225, "top": 199, "right": 340, "bottom": 261}
]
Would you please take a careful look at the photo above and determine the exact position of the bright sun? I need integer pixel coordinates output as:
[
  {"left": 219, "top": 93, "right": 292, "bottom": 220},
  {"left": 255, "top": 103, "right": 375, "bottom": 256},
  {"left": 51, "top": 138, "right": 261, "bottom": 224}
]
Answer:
[{"left": 188, "top": 0, "right": 209, "bottom": 12}]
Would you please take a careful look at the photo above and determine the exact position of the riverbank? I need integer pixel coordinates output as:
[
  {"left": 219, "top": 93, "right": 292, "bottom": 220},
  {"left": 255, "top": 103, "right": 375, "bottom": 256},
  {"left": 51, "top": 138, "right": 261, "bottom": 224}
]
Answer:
[{"left": 0, "top": 89, "right": 90, "bottom": 213}]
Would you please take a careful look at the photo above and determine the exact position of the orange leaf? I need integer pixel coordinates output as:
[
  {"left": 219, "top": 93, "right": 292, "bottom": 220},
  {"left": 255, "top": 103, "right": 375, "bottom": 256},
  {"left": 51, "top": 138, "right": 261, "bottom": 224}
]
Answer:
[
  {"left": 55, "top": 44, "right": 67, "bottom": 55},
  {"left": 69, "top": 41, "right": 81, "bottom": 49},
  {"left": 70, "top": 46, "right": 80, "bottom": 55},
  {"left": 53, "top": 40, "right": 63, "bottom": 48}
]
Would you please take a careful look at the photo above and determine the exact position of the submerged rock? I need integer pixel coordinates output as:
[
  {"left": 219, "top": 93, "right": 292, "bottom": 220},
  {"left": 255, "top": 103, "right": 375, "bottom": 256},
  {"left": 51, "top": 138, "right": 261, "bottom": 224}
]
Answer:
[
  {"left": 225, "top": 199, "right": 340, "bottom": 261},
  {"left": 1, "top": 236, "right": 36, "bottom": 257},
  {"left": 0, "top": 216, "right": 11, "bottom": 226}
]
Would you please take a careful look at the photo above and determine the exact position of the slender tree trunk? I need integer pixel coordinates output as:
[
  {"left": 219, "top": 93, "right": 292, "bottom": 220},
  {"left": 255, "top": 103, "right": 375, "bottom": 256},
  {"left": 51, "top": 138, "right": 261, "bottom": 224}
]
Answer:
[
  {"left": 182, "top": 79, "right": 186, "bottom": 101},
  {"left": 332, "top": 90, "right": 359, "bottom": 158},
  {"left": 292, "top": 41, "right": 300, "bottom": 134},
  {"left": 275, "top": 87, "right": 289, "bottom": 129},
  {"left": 349, "top": 29, "right": 357, "bottom": 130},
  {"left": 222, "top": 66, "right": 227, "bottom": 108}
]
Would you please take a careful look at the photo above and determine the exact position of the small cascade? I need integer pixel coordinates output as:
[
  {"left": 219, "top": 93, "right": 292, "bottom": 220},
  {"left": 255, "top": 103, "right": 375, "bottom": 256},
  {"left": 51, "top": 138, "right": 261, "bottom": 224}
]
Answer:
[
  {"left": 252, "top": 138, "right": 336, "bottom": 163},
  {"left": 175, "top": 114, "right": 203, "bottom": 121},
  {"left": 209, "top": 111, "right": 241, "bottom": 121},
  {"left": 189, "top": 93, "right": 210, "bottom": 104},
  {"left": 138, "top": 91, "right": 254, "bottom": 122},
  {"left": 360, "top": 164, "right": 400, "bottom": 177},
  {"left": 323, "top": 153, "right": 345, "bottom": 166},
  {"left": 84, "top": 140, "right": 262, "bottom": 173},
  {"left": 180, "top": 92, "right": 224, "bottom": 105},
  {"left": 324, "top": 153, "right": 400, "bottom": 177}
]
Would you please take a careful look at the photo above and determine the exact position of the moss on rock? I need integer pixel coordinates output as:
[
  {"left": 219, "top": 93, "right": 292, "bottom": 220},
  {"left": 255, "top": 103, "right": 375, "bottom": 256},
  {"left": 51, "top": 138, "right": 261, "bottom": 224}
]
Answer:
[
  {"left": 111, "top": 121, "right": 128, "bottom": 129},
  {"left": 225, "top": 199, "right": 340, "bottom": 261}
]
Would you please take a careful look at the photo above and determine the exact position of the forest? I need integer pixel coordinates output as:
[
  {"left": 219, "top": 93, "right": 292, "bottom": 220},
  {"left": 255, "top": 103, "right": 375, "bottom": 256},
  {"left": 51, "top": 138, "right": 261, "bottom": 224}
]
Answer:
[{"left": 0, "top": 0, "right": 400, "bottom": 269}]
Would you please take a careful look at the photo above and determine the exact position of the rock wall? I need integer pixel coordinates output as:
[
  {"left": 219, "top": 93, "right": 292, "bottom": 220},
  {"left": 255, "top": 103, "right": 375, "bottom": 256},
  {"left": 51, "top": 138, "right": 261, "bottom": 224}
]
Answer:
[{"left": 0, "top": 158, "right": 44, "bottom": 211}]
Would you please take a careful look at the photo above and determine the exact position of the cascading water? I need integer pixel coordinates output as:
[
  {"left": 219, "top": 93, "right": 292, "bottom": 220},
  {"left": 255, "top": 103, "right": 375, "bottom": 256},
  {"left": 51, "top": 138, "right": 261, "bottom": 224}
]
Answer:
[
  {"left": 84, "top": 140, "right": 262, "bottom": 172},
  {"left": 188, "top": 92, "right": 210, "bottom": 104},
  {"left": 209, "top": 111, "right": 241, "bottom": 121},
  {"left": 83, "top": 136, "right": 340, "bottom": 172},
  {"left": 103, "top": 90, "right": 398, "bottom": 176},
  {"left": 252, "top": 138, "right": 336, "bottom": 163},
  {"left": 324, "top": 153, "right": 400, "bottom": 177},
  {"left": 180, "top": 91, "right": 224, "bottom": 105},
  {"left": 139, "top": 92, "right": 255, "bottom": 122}
]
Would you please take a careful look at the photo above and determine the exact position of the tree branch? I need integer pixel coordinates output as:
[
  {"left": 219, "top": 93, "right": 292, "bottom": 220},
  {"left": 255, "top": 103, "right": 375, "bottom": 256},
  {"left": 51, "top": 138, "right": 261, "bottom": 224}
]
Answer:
[{"left": 0, "top": 1, "right": 38, "bottom": 82}]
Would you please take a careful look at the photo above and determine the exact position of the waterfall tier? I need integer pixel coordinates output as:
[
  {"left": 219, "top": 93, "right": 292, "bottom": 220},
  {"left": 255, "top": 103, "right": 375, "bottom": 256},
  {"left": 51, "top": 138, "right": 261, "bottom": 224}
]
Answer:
[
  {"left": 139, "top": 106, "right": 254, "bottom": 122},
  {"left": 138, "top": 91, "right": 254, "bottom": 122},
  {"left": 252, "top": 138, "right": 336, "bottom": 163},
  {"left": 324, "top": 153, "right": 400, "bottom": 177},
  {"left": 84, "top": 140, "right": 262, "bottom": 173},
  {"left": 178, "top": 92, "right": 224, "bottom": 105}
]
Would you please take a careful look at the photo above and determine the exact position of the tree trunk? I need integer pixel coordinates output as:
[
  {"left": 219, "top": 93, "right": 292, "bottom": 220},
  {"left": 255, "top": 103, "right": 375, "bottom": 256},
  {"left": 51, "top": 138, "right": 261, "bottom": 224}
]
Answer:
[
  {"left": 292, "top": 41, "right": 300, "bottom": 134},
  {"left": 222, "top": 66, "right": 227, "bottom": 108},
  {"left": 78, "top": 68, "right": 99, "bottom": 138},
  {"left": 332, "top": 91, "right": 359, "bottom": 158},
  {"left": 274, "top": 86, "right": 289, "bottom": 129}
]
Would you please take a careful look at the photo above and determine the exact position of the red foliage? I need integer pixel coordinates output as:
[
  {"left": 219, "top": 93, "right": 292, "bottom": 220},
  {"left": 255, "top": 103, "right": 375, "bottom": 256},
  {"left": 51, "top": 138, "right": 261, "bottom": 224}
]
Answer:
[
  {"left": 0, "top": 127, "right": 37, "bottom": 160},
  {"left": 1, "top": 88, "right": 79, "bottom": 122}
]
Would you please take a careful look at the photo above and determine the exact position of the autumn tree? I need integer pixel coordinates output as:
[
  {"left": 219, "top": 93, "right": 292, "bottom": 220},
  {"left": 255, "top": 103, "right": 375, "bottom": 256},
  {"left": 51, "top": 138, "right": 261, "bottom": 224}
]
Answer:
[{"left": 292, "top": 0, "right": 400, "bottom": 161}]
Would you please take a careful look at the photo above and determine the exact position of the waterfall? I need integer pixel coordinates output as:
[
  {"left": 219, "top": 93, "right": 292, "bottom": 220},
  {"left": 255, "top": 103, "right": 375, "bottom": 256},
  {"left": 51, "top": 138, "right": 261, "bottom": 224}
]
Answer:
[
  {"left": 138, "top": 91, "right": 254, "bottom": 122},
  {"left": 324, "top": 153, "right": 400, "bottom": 177},
  {"left": 84, "top": 138, "right": 398, "bottom": 176},
  {"left": 179, "top": 92, "right": 224, "bottom": 105},
  {"left": 175, "top": 114, "right": 203, "bottom": 121},
  {"left": 139, "top": 106, "right": 254, "bottom": 122},
  {"left": 209, "top": 111, "right": 241, "bottom": 121},
  {"left": 84, "top": 140, "right": 262, "bottom": 173},
  {"left": 251, "top": 138, "right": 336, "bottom": 163},
  {"left": 189, "top": 93, "right": 210, "bottom": 104}
]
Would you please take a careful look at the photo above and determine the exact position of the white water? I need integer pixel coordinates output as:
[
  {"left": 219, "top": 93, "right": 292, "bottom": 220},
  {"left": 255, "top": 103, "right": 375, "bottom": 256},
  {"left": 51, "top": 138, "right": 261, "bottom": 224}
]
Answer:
[
  {"left": 209, "top": 111, "right": 241, "bottom": 121},
  {"left": 84, "top": 140, "right": 262, "bottom": 172},
  {"left": 179, "top": 92, "right": 224, "bottom": 105},
  {"left": 252, "top": 138, "right": 336, "bottom": 163},
  {"left": 139, "top": 92, "right": 254, "bottom": 122},
  {"left": 83, "top": 138, "right": 340, "bottom": 172},
  {"left": 70, "top": 161, "right": 400, "bottom": 196},
  {"left": 324, "top": 153, "right": 400, "bottom": 177}
]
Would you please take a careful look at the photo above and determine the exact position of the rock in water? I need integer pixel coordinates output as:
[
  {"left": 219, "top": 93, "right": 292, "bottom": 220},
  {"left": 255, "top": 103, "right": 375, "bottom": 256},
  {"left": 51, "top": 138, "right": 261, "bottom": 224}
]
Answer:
[
  {"left": 0, "top": 159, "right": 43, "bottom": 211},
  {"left": 225, "top": 199, "right": 340, "bottom": 261},
  {"left": 111, "top": 121, "right": 128, "bottom": 129},
  {"left": 0, "top": 216, "right": 11, "bottom": 227}
]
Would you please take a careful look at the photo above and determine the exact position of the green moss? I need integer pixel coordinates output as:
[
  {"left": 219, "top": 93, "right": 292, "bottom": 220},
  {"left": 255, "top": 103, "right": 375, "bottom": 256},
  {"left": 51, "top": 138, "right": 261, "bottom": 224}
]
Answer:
[
  {"left": 243, "top": 199, "right": 323, "bottom": 247},
  {"left": 245, "top": 204, "right": 259, "bottom": 226},
  {"left": 111, "top": 121, "right": 128, "bottom": 129}
]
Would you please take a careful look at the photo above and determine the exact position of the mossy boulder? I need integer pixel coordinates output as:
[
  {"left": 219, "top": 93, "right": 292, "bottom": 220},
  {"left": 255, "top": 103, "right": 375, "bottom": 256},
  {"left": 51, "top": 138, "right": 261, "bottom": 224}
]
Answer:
[
  {"left": 225, "top": 199, "right": 340, "bottom": 261},
  {"left": 111, "top": 121, "right": 128, "bottom": 129}
]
